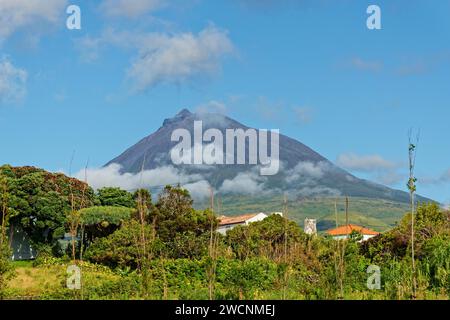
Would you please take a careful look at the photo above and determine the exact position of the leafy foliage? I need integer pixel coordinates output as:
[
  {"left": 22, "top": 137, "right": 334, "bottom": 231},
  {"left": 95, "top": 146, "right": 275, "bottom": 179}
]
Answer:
[
  {"left": 0, "top": 242, "right": 14, "bottom": 298},
  {"left": 80, "top": 206, "right": 133, "bottom": 226},
  {"left": 85, "top": 219, "right": 160, "bottom": 269},
  {"left": 0, "top": 165, "right": 96, "bottom": 247},
  {"left": 97, "top": 187, "right": 135, "bottom": 208}
]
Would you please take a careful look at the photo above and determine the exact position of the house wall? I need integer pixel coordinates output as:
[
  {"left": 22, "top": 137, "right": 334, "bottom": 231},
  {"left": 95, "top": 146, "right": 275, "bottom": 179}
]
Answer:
[
  {"left": 332, "top": 234, "right": 376, "bottom": 242},
  {"left": 10, "top": 225, "right": 37, "bottom": 261},
  {"left": 217, "top": 222, "right": 244, "bottom": 235},
  {"left": 245, "top": 213, "right": 268, "bottom": 225},
  {"left": 217, "top": 213, "right": 269, "bottom": 235}
]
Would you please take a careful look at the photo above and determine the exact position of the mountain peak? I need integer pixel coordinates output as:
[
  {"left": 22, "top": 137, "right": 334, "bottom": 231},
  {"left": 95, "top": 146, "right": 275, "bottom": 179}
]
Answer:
[
  {"left": 163, "top": 108, "right": 193, "bottom": 126},
  {"left": 176, "top": 108, "right": 192, "bottom": 117}
]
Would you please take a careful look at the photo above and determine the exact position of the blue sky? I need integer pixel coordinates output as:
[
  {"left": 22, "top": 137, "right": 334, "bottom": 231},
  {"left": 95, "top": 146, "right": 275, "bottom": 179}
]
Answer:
[{"left": 0, "top": 0, "right": 449, "bottom": 204}]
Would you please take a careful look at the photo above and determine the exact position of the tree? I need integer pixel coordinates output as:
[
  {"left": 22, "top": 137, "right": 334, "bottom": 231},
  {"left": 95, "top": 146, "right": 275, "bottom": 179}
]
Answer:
[
  {"left": 218, "top": 258, "right": 277, "bottom": 300},
  {"left": 79, "top": 206, "right": 134, "bottom": 240},
  {"left": 0, "top": 175, "right": 14, "bottom": 299},
  {"left": 23, "top": 191, "right": 68, "bottom": 244},
  {"left": 0, "top": 165, "right": 96, "bottom": 250},
  {"left": 155, "top": 185, "right": 211, "bottom": 242},
  {"left": 225, "top": 214, "right": 304, "bottom": 260},
  {"left": 133, "top": 189, "right": 153, "bottom": 213},
  {"left": 85, "top": 219, "right": 161, "bottom": 269},
  {"left": 97, "top": 187, "right": 134, "bottom": 208},
  {"left": 407, "top": 131, "right": 419, "bottom": 298},
  {"left": 133, "top": 188, "right": 154, "bottom": 297}
]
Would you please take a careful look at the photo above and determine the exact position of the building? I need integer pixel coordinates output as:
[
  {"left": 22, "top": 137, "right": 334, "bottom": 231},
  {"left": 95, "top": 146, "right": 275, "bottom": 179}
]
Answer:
[
  {"left": 217, "top": 212, "right": 270, "bottom": 235},
  {"left": 326, "top": 224, "right": 380, "bottom": 241},
  {"left": 10, "top": 225, "right": 37, "bottom": 261},
  {"left": 304, "top": 218, "right": 317, "bottom": 235}
]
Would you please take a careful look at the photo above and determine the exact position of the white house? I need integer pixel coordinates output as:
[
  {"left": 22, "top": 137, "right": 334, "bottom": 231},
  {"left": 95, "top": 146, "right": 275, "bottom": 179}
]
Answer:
[
  {"left": 326, "top": 224, "right": 380, "bottom": 242},
  {"left": 217, "top": 212, "right": 281, "bottom": 235}
]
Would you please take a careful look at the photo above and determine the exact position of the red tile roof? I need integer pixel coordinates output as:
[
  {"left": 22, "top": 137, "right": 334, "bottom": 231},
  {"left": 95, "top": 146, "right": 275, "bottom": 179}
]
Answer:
[
  {"left": 219, "top": 213, "right": 259, "bottom": 226},
  {"left": 326, "top": 224, "right": 380, "bottom": 236}
]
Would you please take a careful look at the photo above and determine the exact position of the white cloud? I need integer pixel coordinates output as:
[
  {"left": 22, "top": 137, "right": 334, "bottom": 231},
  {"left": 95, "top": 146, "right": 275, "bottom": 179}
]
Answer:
[
  {"left": 420, "top": 168, "right": 450, "bottom": 186},
  {"left": 295, "top": 186, "right": 341, "bottom": 198},
  {"left": 195, "top": 100, "right": 228, "bottom": 115},
  {"left": 183, "top": 180, "right": 211, "bottom": 200},
  {"left": 292, "top": 107, "right": 313, "bottom": 124},
  {"left": 219, "top": 172, "right": 266, "bottom": 194},
  {"left": 100, "top": 0, "right": 165, "bottom": 18},
  {"left": 375, "top": 171, "right": 405, "bottom": 186},
  {"left": 78, "top": 25, "right": 234, "bottom": 90},
  {"left": 350, "top": 57, "right": 383, "bottom": 73},
  {"left": 128, "top": 26, "right": 234, "bottom": 91},
  {"left": 72, "top": 163, "right": 214, "bottom": 200},
  {"left": 73, "top": 164, "right": 268, "bottom": 200},
  {"left": 255, "top": 96, "right": 284, "bottom": 121},
  {"left": 73, "top": 163, "right": 202, "bottom": 191},
  {"left": 336, "top": 153, "right": 397, "bottom": 172},
  {"left": 336, "top": 153, "right": 407, "bottom": 186},
  {"left": 441, "top": 169, "right": 450, "bottom": 182},
  {"left": 286, "top": 161, "right": 328, "bottom": 183},
  {"left": 0, "top": 57, "right": 27, "bottom": 103},
  {"left": 396, "top": 62, "right": 428, "bottom": 77},
  {"left": 0, "top": 0, "right": 67, "bottom": 43},
  {"left": 76, "top": 36, "right": 103, "bottom": 63}
]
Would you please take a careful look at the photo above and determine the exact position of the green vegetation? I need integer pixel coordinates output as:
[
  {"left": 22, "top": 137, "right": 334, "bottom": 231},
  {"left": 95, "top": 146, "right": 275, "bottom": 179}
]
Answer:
[
  {"left": 0, "top": 166, "right": 449, "bottom": 300},
  {"left": 213, "top": 195, "right": 410, "bottom": 232}
]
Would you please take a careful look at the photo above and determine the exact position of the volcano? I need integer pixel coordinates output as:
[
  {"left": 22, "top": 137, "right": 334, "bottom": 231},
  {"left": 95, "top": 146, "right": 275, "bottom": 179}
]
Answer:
[{"left": 105, "top": 108, "right": 428, "bottom": 204}]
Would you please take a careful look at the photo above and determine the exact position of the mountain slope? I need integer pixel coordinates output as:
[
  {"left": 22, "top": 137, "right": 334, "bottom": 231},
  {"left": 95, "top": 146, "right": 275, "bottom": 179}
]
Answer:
[{"left": 106, "top": 109, "right": 429, "bottom": 204}]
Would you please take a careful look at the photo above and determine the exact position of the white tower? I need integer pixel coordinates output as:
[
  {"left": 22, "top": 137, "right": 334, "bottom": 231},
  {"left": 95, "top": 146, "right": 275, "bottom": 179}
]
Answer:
[{"left": 304, "top": 218, "right": 317, "bottom": 235}]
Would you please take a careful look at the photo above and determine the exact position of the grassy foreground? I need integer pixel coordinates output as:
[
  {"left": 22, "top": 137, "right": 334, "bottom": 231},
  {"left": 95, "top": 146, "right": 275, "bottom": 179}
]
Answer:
[{"left": 5, "top": 259, "right": 448, "bottom": 300}]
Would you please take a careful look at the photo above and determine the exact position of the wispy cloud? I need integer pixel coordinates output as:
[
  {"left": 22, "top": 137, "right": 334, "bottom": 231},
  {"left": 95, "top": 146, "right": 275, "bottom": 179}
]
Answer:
[
  {"left": 285, "top": 161, "right": 329, "bottom": 183},
  {"left": 73, "top": 163, "right": 202, "bottom": 191},
  {"left": 350, "top": 57, "right": 383, "bottom": 73},
  {"left": 420, "top": 168, "right": 450, "bottom": 186},
  {"left": 341, "top": 52, "right": 450, "bottom": 77},
  {"left": 128, "top": 26, "right": 234, "bottom": 91},
  {"left": 396, "top": 61, "right": 428, "bottom": 76},
  {"left": 0, "top": 0, "right": 67, "bottom": 44},
  {"left": 195, "top": 100, "right": 228, "bottom": 115},
  {"left": 442, "top": 169, "right": 450, "bottom": 182},
  {"left": 73, "top": 164, "right": 269, "bottom": 200},
  {"left": 76, "top": 36, "right": 103, "bottom": 63},
  {"left": 252, "top": 96, "right": 284, "bottom": 121},
  {"left": 394, "top": 52, "right": 450, "bottom": 77},
  {"left": 336, "top": 153, "right": 405, "bottom": 186},
  {"left": 100, "top": 0, "right": 166, "bottom": 18},
  {"left": 235, "top": 0, "right": 313, "bottom": 11},
  {"left": 73, "top": 163, "right": 214, "bottom": 200},
  {"left": 77, "top": 25, "right": 234, "bottom": 91},
  {"left": 0, "top": 57, "right": 27, "bottom": 104},
  {"left": 219, "top": 171, "right": 266, "bottom": 195},
  {"left": 292, "top": 106, "right": 313, "bottom": 124},
  {"left": 336, "top": 153, "right": 397, "bottom": 172},
  {"left": 375, "top": 171, "right": 405, "bottom": 186},
  {"left": 182, "top": 180, "right": 212, "bottom": 200}
]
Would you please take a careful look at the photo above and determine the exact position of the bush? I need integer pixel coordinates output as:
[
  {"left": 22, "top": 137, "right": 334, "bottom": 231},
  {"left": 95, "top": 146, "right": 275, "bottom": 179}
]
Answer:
[
  {"left": 85, "top": 220, "right": 160, "bottom": 269},
  {"left": 0, "top": 242, "right": 14, "bottom": 298}
]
